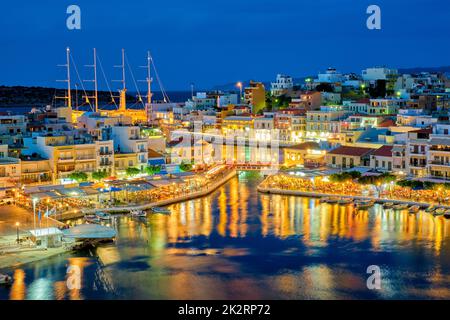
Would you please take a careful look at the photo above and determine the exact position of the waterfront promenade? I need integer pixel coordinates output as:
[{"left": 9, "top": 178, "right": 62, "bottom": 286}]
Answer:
[
  {"left": 58, "top": 168, "right": 237, "bottom": 220},
  {"left": 257, "top": 174, "right": 450, "bottom": 210}
]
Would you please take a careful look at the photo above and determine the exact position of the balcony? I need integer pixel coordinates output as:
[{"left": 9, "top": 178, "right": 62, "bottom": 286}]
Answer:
[
  {"left": 429, "top": 161, "right": 450, "bottom": 167},
  {"left": 98, "top": 150, "right": 113, "bottom": 156},
  {"left": 76, "top": 155, "right": 96, "bottom": 161},
  {"left": 58, "top": 156, "right": 74, "bottom": 162}
]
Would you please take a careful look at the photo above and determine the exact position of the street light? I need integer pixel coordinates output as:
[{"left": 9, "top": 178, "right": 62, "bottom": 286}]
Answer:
[
  {"left": 32, "top": 197, "right": 38, "bottom": 231},
  {"left": 236, "top": 82, "right": 243, "bottom": 104},
  {"left": 15, "top": 222, "right": 20, "bottom": 243}
]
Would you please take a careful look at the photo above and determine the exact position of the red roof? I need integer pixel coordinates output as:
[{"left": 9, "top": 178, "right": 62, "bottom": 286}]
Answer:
[
  {"left": 372, "top": 145, "right": 393, "bottom": 157},
  {"left": 328, "top": 146, "right": 375, "bottom": 157},
  {"left": 378, "top": 119, "right": 396, "bottom": 127}
]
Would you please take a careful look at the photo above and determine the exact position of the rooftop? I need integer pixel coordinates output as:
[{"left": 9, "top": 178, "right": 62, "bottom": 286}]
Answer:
[{"left": 328, "top": 146, "right": 375, "bottom": 157}]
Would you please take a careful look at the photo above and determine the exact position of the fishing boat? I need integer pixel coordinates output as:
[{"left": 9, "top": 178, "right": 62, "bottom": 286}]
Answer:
[
  {"left": 382, "top": 202, "right": 394, "bottom": 209},
  {"left": 408, "top": 205, "right": 420, "bottom": 213},
  {"left": 434, "top": 207, "right": 446, "bottom": 216},
  {"left": 392, "top": 203, "right": 409, "bottom": 210},
  {"left": 130, "top": 209, "right": 147, "bottom": 217},
  {"left": 0, "top": 274, "right": 13, "bottom": 286},
  {"left": 95, "top": 212, "right": 112, "bottom": 220},
  {"left": 151, "top": 207, "right": 171, "bottom": 214},
  {"left": 84, "top": 214, "right": 101, "bottom": 224},
  {"left": 338, "top": 198, "right": 353, "bottom": 205},
  {"left": 354, "top": 199, "right": 374, "bottom": 210},
  {"left": 425, "top": 205, "right": 436, "bottom": 213}
]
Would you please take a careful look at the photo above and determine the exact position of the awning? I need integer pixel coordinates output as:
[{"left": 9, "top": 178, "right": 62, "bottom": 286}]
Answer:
[
  {"left": 62, "top": 224, "right": 116, "bottom": 239},
  {"left": 29, "top": 228, "right": 63, "bottom": 238}
]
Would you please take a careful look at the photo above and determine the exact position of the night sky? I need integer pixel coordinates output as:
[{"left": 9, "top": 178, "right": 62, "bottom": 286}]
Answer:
[{"left": 1, "top": 0, "right": 449, "bottom": 90}]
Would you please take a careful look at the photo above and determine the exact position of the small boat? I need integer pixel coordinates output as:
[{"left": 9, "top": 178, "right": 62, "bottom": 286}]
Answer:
[
  {"left": 0, "top": 274, "right": 13, "bottom": 286},
  {"left": 444, "top": 210, "right": 450, "bottom": 219},
  {"left": 319, "top": 197, "right": 330, "bottom": 204},
  {"left": 130, "top": 209, "right": 147, "bottom": 217},
  {"left": 408, "top": 205, "right": 420, "bottom": 213},
  {"left": 151, "top": 207, "right": 171, "bottom": 215},
  {"left": 382, "top": 202, "right": 394, "bottom": 209},
  {"left": 326, "top": 197, "right": 340, "bottom": 204},
  {"left": 84, "top": 214, "right": 101, "bottom": 224},
  {"left": 95, "top": 212, "right": 112, "bottom": 220},
  {"left": 354, "top": 200, "right": 374, "bottom": 210},
  {"left": 338, "top": 198, "right": 353, "bottom": 205},
  {"left": 434, "top": 207, "right": 446, "bottom": 216},
  {"left": 392, "top": 203, "right": 409, "bottom": 210},
  {"left": 425, "top": 205, "right": 436, "bottom": 213}
]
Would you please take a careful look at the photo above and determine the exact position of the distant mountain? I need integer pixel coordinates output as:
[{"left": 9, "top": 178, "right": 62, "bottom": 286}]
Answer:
[
  {"left": 397, "top": 66, "right": 450, "bottom": 74},
  {"left": 210, "top": 77, "right": 306, "bottom": 92},
  {"left": 0, "top": 86, "right": 191, "bottom": 108}
]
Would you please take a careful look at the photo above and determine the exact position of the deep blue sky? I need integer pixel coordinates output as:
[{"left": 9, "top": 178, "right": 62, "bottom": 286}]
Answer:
[{"left": 1, "top": 0, "right": 449, "bottom": 90}]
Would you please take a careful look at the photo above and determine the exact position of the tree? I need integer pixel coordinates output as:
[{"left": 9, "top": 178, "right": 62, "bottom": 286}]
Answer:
[
  {"left": 92, "top": 170, "right": 108, "bottom": 181},
  {"left": 180, "top": 161, "right": 193, "bottom": 172},
  {"left": 126, "top": 167, "right": 141, "bottom": 177},
  {"left": 144, "top": 165, "right": 161, "bottom": 176},
  {"left": 329, "top": 171, "right": 361, "bottom": 183},
  {"left": 68, "top": 171, "right": 88, "bottom": 182}
]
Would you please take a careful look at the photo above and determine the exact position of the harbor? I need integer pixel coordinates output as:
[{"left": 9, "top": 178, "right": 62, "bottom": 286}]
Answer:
[{"left": 1, "top": 173, "right": 450, "bottom": 299}]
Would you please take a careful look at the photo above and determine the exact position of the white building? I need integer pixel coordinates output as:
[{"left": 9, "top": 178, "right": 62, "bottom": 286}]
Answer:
[
  {"left": 362, "top": 67, "right": 397, "bottom": 81},
  {"left": 111, "top": 125, "right": 148, "bottom": 171},
  {"left": 271, "top": 74, "right": 293, "bottom": 96},
  {"left": 316, "top": 68, "right": 345, "bottom": 84}
]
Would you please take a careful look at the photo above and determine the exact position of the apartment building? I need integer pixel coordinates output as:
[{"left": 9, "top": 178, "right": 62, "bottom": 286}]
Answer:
[
  {"left": 0, "top": 145, "right": 20, "bottom": 198},
  {"left": 427, "top": 124, "right": 450, "bottom": 180},
  {"left": 306, "top": 107, "right": 346, "bottom": 138},
  {"left": 405, "top": 128, "right": 431, "bottom": 177},
  {"left": 369, "top": 145, "right": 393, "bottom": 172},
  {"left": 111, "top": 125, "right": 148, "bottom": 172},
  {"left": 244, "top": 81, "right": 266, "bottom": 114}
]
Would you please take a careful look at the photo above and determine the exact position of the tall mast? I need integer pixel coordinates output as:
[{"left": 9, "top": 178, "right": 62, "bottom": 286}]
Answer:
[
  {"left": 113, "top": 49, "right": 127, "bottom": 111},
  {"left": 56, "top": 47, "right": 72, "bottom": 109},
  {"left": 84, "top": 48, "right": 99, "bottom": 112},
  {"left": 146, "top": 51, "right": 152, "bottom": 105},
  {"left": 139, "top": 51, "right": 153, "bottom": 125},
  {"left": 66, "top": 47, "right": 72, "bottom": 109}
]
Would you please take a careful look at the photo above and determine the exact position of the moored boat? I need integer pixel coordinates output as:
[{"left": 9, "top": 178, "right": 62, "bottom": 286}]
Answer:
[
  {"left": 85, "top": 214, "right": 101, "bottom": 224},
  {"left": 0, "top": 274, "right": 13, "bottom": 286},
  {"left": 354, "top": 199, "right": 374, "bottom": 210},
  {"left": 408, "top": 205, "right": 420, "bottom": 213},
  {"left": 151, "top": 207, "right": 171, "bottom": 214},
  {"left": 392, "top": 203, "right": 408, "bottom": 210},
  {"left": 338, "top": 198, "right": 353, "bottom": 205},
  {"left": 130, "top": 209, "right": 147, "bottom": 217},
  {"left": 425, "top": 205, "right": 436, "bottom": 213},
  {"left": 434, "top": 207, "right": 446, "bottom": 216},
  {"left": 319, "top": 197, "right": 330, "bottom": 204},
  {"left": 326, "top": 197, "right": 340, "bottom": 204},
  {"left": 444, "top": 210, "right": 450, "bottom": 219},
  {"left": 96, "top": 212, "right": 112, "bottom": 220},
  {"left": 382, "top": 202, "right": 394, "bottom": 209}
]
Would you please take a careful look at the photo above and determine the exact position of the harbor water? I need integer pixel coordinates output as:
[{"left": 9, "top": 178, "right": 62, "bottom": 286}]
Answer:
[{"left": 1, "top": 171, "right": 450, "bottom": 300}]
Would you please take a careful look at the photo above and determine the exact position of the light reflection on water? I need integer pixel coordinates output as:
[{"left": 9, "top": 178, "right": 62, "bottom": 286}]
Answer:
[{"left": 2, "top": 172, "right": 450, "bottom": 300}]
